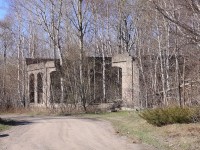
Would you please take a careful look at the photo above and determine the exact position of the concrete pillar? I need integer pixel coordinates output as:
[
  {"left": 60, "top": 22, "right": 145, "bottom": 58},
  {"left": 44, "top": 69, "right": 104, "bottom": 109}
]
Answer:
[
  {"left": 132, "top": 61, "right": 140, "bottom": 108},
  {"left": 27, "top": 73, "right": 30, "bottom": 105},
  {"left": 46, "top": 72, "right": 50, "bottom": 107},
  {"left": 40, "top": 68, "right": 51, "bottom": 107},
  {"left": 43, "top": 69, "right": 47, "bottom": 106},
  {"left": 112, "top": 53, "right": 139, "bottom": 108},
  {"left": 34, "top": 73, "right": 38, "bottom": 105}
]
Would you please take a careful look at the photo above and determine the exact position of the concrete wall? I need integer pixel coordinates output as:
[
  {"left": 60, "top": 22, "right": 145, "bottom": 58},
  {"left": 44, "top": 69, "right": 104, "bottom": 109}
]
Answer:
[
  {"left": 26, "top": 55, "right": 140, "bottom": 108},
  {"left": 112, "top": 53, "right": 139, "bottom": 108},
  {"left": 27, "top": 60, "right": 57, "bottom": 107}
]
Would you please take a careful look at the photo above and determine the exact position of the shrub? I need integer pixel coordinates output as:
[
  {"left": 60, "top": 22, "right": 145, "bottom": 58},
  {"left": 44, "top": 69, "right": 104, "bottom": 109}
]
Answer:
[
  {"left": 139, "top": 107, "right": 195, "bottom": 127},
  {"left": 191, "top": 106, "right": 200, "bottom": 123}
]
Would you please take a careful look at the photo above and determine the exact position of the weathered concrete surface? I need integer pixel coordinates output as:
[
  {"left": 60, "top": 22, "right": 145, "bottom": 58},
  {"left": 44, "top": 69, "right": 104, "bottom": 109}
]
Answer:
[
  {"left": 26, "top": 59, "right": 58, "bottom": 107},
  {"left": 112, "top": 53, "right": 139, "bottom": 107},
  {"left": 0, "top": 115, "right": 151, "bottom": 150}
]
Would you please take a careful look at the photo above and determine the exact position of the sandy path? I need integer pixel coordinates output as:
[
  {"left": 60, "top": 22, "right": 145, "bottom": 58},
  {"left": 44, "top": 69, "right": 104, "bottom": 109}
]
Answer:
[{"left": 0, "top": 115, "right": 151, "bottom": 150}]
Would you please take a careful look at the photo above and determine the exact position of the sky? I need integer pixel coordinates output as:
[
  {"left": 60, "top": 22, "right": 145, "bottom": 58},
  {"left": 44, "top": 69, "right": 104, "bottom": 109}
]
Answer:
[{"left": 0, "top": 0, "right": 8, "bottom": 20}]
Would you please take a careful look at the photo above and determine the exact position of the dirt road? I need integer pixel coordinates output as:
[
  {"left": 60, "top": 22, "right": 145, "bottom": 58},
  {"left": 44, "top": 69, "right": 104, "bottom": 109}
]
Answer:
[{"left": 0, "top": 115, "right": 151, "bottom": 150}]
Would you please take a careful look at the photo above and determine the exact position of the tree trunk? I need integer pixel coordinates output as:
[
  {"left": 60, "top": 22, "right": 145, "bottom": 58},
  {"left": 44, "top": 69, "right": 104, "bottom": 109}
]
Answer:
[
  {"left": 101, "top": 41, "right": 106, "bottom": 103},
  {"left": 156, "top": 11, "right": 167, "bottom": 106},
  {"left": 3, "top": 42, "right": 7, "bottom": 101},
  {"left": 78, "top": 0, "right": 86, "bottom": 111}
]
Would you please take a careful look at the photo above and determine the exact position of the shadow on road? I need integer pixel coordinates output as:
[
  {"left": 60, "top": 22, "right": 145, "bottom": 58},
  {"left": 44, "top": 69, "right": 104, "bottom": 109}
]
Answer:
[
  {"left": 0, "top": 134, "right": 9, "bottom": 138},
  {"left": 0, "top": 118, "right": 32, "bottom": 126},
  {"left": 75, "top": 117, "right": 101, "bottom": 122}
]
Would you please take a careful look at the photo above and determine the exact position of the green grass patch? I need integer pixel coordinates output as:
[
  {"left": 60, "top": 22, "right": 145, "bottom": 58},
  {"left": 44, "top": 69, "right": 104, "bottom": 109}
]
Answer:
[
  {"left": 82, "top": 111, "right": 200, "bottom": 150},
  {"left": 0, "top": 118, "right": 28, "bottom": 132},
  {"left": 83, "top": 111, "right": 170, "bottom": 149},
  {"left": 0, "top": 124, "right": 10, "bottom": 132},
  {"left": 0, "top": 118, "right": 12, "bottom": 132}
]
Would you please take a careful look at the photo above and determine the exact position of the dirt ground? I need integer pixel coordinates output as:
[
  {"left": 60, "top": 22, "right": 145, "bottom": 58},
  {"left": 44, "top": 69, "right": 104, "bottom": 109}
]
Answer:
[{"left": 0, "top": 115, "right": 152, "bottom": 150}]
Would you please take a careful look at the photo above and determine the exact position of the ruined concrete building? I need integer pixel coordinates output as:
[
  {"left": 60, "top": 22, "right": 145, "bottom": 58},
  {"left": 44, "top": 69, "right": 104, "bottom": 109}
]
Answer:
[
  {"left": 26, "top": 53, "right": 140, "bottom": 108},
  {"left": 26, "top": 58, "right": 61, "bottom": 107}
]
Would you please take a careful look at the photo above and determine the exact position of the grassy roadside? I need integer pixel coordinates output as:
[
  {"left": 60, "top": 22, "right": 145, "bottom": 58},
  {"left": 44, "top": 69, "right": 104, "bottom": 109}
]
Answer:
[
  {"left": 1, "top": 109, "right": 200, "bottom": 149},
  {"left": 0, "top": 118, "right": 11, "bottom": 132},
  {"left": 0, "top": 124, "right": 10, "bottom": 132},
  {"left": 83, "top": 111, "right": 200, "bottom": 150}
]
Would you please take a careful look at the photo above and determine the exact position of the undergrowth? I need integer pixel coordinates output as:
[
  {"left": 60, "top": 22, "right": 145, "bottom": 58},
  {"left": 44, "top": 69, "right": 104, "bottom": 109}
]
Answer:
[{"left": 139, "top": 107, "right": 200, "bottom": 127}]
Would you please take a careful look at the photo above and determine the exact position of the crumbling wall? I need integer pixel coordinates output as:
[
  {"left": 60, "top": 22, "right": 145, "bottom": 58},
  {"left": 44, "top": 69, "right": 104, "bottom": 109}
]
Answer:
[{"left": 112, "top": 53, "right": 139, "bottom": 108}]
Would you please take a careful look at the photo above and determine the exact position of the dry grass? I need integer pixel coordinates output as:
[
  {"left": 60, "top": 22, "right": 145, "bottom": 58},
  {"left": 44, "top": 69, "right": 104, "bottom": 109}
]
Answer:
[
  {"left": 158, "top": 124, "right": 200, "bottom": 150},
  {"left": 0, "top": 107, "right": 30, "bottom": 115},
  {"left": 0, "top": 106, "right": 85, "bottom": 116},
  {"left": 83, "top": 111, "right": 200, "bottom": 150}
]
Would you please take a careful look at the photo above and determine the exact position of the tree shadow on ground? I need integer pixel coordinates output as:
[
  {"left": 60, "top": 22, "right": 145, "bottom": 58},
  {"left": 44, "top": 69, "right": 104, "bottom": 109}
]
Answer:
[
  {"left": 0, "top": 134, "right": 9, "bottom": 137},
  {"left": 0, "top": 118, "right": 32, "bottom": 126},
  {"left": 75, "top": 117, "right": 101, "bottom": 122}
]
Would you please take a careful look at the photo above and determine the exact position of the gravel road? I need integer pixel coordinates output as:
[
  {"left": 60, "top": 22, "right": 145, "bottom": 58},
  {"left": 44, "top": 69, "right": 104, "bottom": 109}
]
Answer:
[{"left": 0, "top": 115, "right": 152, "bottom": 150}]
